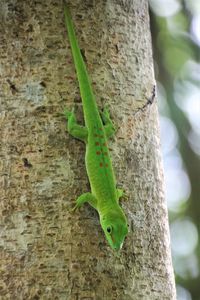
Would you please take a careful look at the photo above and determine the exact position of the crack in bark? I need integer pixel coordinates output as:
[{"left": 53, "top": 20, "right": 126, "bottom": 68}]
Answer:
[{"left": 133, "top": 85, "right": 156, "bottom": 115}]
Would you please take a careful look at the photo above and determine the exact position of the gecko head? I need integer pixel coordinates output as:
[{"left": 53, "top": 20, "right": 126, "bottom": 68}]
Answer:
[{"left": 100, "top": 210, "right": 128, "bottom": 251}]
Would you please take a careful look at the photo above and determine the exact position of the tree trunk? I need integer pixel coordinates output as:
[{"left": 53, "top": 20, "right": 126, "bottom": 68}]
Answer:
[{"left": 0, "top": 0, "right": 176, "bottom": 299}]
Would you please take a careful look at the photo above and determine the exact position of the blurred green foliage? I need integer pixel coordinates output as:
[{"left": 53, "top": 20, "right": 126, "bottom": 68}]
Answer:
[{"left": 149, "top": 0, "right": 200, "bottom": 299}]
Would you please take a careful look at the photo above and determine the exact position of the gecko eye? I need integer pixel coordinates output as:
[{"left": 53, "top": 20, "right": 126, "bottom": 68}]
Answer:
[{"left": 106, "top": 226, "right": 112, "bottom": 234}]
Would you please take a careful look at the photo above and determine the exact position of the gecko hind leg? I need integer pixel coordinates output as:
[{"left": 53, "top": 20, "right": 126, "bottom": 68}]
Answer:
[
  {"left": 64, "top": 108, "right": 88, "bottom": 142},
  {"left": 101, "top": 106, "right": 116, "bottom": 139}
]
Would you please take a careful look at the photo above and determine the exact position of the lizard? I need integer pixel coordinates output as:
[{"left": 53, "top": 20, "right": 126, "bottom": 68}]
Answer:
[{"left": 63, "top": 2, "right": 128, "bottom": 250}]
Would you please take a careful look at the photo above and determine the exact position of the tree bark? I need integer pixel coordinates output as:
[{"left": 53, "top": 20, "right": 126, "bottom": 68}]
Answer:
[{"left": 0, "top": 0, "right": 176, "bottom": 299}]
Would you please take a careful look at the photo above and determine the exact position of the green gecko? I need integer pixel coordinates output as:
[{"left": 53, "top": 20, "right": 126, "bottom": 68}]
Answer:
[{"left": 63, "top": 3, "right": 128, "bottom": 250}]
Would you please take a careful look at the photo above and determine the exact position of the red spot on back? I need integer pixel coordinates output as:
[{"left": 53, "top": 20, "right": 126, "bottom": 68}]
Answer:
[
  {"left": 99, "top": 162, "right": 103, "bottom": 167},
  {"left": 96, "top": 151, "right": 101, "bottom": 155},
  {"left": 99, "top": 128, "right": 103, "bottom": 131},
  {"left": 103, "top": 143, "right": 107, "bottom": 147},
  {"left": 105, "top": 163, "right": 108, "bottom": 167},
  {"left": 95, "top": 142, "right": 100, "bottom": 146}
]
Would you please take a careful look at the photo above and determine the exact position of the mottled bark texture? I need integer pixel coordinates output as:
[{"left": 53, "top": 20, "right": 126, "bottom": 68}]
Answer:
[{"left": 0, "top": 0, "right": 176, "bottom": 299}]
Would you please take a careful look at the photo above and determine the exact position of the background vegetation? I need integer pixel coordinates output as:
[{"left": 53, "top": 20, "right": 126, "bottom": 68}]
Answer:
[{"left": 149, "top": 1, "right": 200, "bottom": 299}]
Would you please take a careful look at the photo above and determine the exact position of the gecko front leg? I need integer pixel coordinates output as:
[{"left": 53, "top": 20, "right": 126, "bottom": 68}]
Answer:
[
  {"left": 72, "top": 192, "right": 97, "bottom": 211},
  {"left": 116, "top": 188, "right": 128, "bottom": 202}
]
